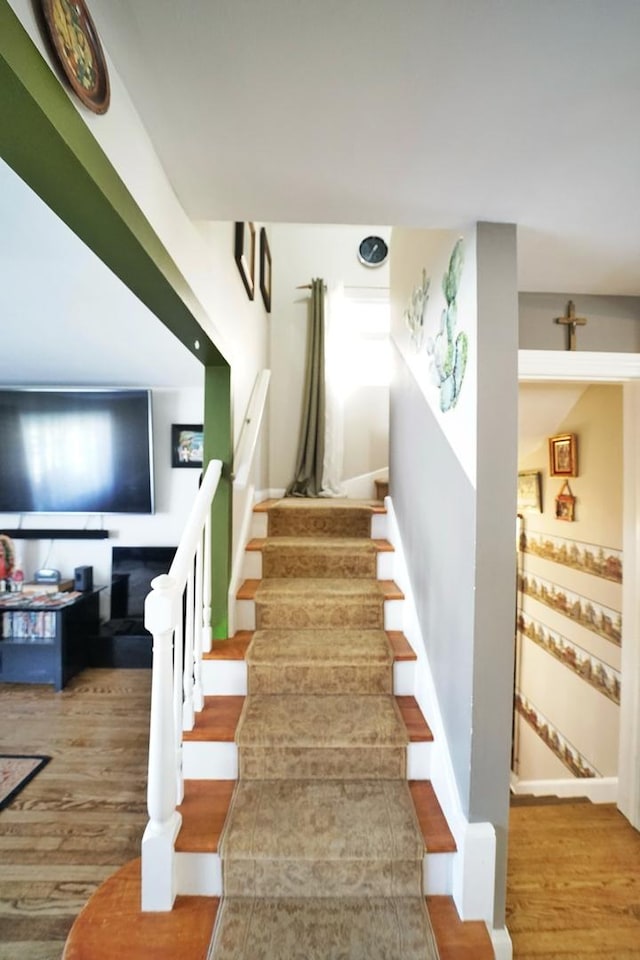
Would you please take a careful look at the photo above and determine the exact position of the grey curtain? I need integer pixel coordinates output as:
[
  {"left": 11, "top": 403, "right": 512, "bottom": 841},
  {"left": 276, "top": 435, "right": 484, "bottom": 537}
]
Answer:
[{"left": 285, "top": 278, "right": 326, "bottom": 497}]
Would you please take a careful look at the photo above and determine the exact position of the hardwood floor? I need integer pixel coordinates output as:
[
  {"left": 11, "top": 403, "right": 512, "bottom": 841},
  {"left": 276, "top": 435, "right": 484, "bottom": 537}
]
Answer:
[
  {"left": 507, "top": 799, "right": 640, "bottom": 958},
  {"left": 0, "top": 669, "right": 152, "bottom": 960},
  {"left": 3, "top": 670, "right": 640, "bottom": 959}
]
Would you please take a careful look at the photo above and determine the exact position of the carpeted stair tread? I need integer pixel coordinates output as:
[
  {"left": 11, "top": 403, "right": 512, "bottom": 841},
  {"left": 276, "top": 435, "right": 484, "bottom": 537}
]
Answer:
[
  {"left": 219, "top": 780, "right": 424, "bottom": 898},
  {"left": 236, "top": 694, "right": 407, "bottom": 779},
  {"left": 254, "top": 578, "right": 387, "bottom": 629},
  {"left": 208, "top": 896, "right": 439, "bottom": 960},
  {"left": 260, "top": 537, "right": 378, "bottom": 579},
  {"left": 267, "top": 500, "right": 375, "bottom": 539},
  {"left": 247, "top": 629, "right": 393, "bottom": 694},
  {"left": 237, "top": 694, "right": 407, "bottom": 748}
]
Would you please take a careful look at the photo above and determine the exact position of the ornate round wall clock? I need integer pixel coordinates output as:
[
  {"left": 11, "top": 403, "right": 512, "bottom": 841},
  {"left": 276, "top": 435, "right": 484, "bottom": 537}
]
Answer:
[{"left": 40, "top": 0, "right": 110, "bottom": 114}]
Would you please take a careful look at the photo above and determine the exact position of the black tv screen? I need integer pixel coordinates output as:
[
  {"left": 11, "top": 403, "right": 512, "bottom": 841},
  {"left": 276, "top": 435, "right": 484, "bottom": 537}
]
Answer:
[{"left": 0, "top": 389, "right": 154, "bottom": 514}]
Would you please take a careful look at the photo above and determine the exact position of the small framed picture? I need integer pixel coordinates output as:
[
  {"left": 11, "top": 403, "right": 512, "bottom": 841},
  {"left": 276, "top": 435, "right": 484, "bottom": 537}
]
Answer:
[
  {"left": 234, "top": 222, "right": 255, "bottom": 300},
  {"left": 171, "top": 424, "right": 203, "bottom": 468},
  {"left": 517, "top": 471, "right": 542, "bottom": 513},
  {"left": 555, "top": 482, "right": 576, "bottom": 522},
  {"left": 259, "top": 227, "right": 272, "bottom": 312},
  {"left": 549, "top": 433, "right": 578, "bottom": 477}
]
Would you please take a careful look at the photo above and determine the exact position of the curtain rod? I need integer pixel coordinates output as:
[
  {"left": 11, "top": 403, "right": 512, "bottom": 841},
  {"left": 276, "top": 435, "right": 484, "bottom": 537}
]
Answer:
[{"left": 296, "top": 283, "right": 327, "bottom": 290}]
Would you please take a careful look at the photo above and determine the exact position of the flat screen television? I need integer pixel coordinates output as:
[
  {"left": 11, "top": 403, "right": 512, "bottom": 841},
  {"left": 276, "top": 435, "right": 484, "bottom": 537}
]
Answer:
[{"left": 0, "top": 389, "right": 154, "bottom": 514}]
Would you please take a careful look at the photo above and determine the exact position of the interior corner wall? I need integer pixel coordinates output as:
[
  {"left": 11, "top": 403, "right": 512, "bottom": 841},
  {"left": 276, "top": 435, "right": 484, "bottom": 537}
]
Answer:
[
  {"left": 389, "top": 221, "right": 518, "bottom": 929},
  {"left": 267, "top": 223, "right": 391, "bottom": 491}
]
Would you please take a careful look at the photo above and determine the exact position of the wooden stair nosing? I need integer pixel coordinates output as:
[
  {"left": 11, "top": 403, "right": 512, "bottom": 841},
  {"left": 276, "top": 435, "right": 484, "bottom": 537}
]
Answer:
[
  {"left": 204, "top": 630, "right": 417, "bottom": 663},
  {"left": 184, "top": 694, "right": 432, "bottom": 744},
  {"left": 236, "top": 577, "right": 404, "bottom": 601},
  {"left": 246, "top": 536, "right": 394, "bottom": 552},
  {"left": 253, "top": 498, "right": 387, "bottom": 515},
  {"left": 410, "top": 781, "right": 456, "bottom": 853},
  {"left": 427, "top": 895, "right": 495, "bottom": 960}
]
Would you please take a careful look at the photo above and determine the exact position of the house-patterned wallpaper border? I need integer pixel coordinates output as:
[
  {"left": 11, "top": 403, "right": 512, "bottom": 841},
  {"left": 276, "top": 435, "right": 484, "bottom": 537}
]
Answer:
[
  {"left": 517, "top": 612, "right": 621, "bottom": 705},
  {"left": 519, "top": 530, "right": 622, "bottom": 584},
  {"left": 515, "top": 691, "right": 601, "bottom": 779},
  {"left": 518, "top": 572, "right": 622, "bottom": 646}
]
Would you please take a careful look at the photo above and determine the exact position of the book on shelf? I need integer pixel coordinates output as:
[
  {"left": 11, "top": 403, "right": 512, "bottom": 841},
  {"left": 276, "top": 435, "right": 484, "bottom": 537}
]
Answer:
[{"left": 21, "top": 579, "right": 74, "bottom": 596}]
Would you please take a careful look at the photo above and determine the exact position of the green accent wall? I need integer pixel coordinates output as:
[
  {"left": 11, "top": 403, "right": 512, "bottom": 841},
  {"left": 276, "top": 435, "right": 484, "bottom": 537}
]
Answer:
[
  {"left": 204, "top": 366, "right": 233, "bottom": 638},
  {"left": 0, "top": 0, "right": 232, "bottom": 633}
]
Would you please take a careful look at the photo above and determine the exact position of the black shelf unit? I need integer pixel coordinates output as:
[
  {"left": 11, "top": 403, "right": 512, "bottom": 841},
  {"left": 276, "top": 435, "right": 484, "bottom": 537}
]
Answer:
[{"left": 0, "top": 591, "right": 100, "bottom": 690}]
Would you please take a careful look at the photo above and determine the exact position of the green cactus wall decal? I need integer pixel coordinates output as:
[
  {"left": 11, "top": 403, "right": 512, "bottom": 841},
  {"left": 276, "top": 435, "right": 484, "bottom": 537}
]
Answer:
[
  {"left": 404, "top": 268, "right": 431, "bottom": 351},
  {"left": 426, "top": 238, "right": 468, "bottom": 412}
]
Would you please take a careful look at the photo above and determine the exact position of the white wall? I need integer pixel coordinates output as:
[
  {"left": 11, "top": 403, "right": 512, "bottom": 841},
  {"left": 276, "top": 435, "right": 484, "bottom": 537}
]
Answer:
[
  {"left": 0, "top": 387, "right": 202, "bottom": 619},
  {"left": 268, "top": 223, "right": 391, "bottom": 491}
]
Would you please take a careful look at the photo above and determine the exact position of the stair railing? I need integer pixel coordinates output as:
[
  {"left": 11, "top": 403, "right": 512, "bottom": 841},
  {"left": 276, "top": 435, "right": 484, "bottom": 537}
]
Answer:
[
  {"left": 141, "top": 457, "right": 222, "bottom": 911},
  {"left": 231, "top": 368, "right": 271, "bottom": 488}
]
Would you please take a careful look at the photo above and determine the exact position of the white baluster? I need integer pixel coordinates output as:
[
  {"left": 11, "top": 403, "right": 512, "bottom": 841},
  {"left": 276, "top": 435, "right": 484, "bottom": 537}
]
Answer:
[
  {"left": 193, "top": 539, "right": 204, "bottom": 712},
  {"left": 202, "top": 512, "right": 212, "bottom": 653},
  {"left": 141, "top": 574, "right": 182, "bottom": 911},
  {"left": 173, "top": 613, "right": 184, "bottom": 804},
  {"left": 183, "top": 565, "right": 196, "bottom": 728}
]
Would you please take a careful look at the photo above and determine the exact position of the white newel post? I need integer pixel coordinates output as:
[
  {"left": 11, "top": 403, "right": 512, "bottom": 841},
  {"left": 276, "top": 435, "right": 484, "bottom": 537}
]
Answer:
[{"left": 141, "top": 574, "right": 183, "bottom": 911}]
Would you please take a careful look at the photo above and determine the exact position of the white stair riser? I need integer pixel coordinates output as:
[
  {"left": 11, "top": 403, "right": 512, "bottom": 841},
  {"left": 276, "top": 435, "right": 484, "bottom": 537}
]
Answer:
[
  {"left": 201, "top": 658, "right": 416, "bottom": 697},
  {"left": 183, "top": 741, "right": 238, "bottom": 779},
  {"left": 183, "top": 740, "right": 431, "bottom": 781},
  {"left": 424, "top": 852, "right": 454, "bottom": 895},
  {"left": 202, "top": 659, "right": 247, "bottom": 696},
  {"left": 242, "top": 550, "right": 395, "bottom": 581},
  {"left": 175, "top": 851, "right": 452, "bottom": 898},
  {"left": 176, "top": 851, "right": 222, "bottom": 896}
]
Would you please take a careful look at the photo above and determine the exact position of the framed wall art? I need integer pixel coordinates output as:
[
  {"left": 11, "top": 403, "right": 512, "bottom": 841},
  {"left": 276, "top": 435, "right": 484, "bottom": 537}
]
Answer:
[
  {"left": 517, "top": 470, "right": 542, "bottom": 513},
  {"left": 40, "top": 0, "right": 111, "bottom": 114},
  {"left": 171, "top": 424, "right": 203, "bottom": 468},
  {"left": 549, "top": 433, "right": 578, "bottom": 477},
  {"left": 259, "top": 227, "right": 272, "bottom": 313},
  {"left": 555, "top": 481, "right": 576, "bottom": 521},
  {"left": 234, "top": 222, "right": 256, "bottom": 300}
]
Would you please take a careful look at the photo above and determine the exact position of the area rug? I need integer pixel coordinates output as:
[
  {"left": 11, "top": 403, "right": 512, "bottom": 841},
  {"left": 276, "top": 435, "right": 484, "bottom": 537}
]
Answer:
[{"left": 0, "top": 754, "right": 50, "bottom": 810}]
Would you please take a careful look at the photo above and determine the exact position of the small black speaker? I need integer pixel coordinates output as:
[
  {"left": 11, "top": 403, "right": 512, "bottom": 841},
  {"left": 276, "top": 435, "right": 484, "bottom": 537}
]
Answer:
[{"left": 74, "top": 565, "right": 93, "bottom": 592}]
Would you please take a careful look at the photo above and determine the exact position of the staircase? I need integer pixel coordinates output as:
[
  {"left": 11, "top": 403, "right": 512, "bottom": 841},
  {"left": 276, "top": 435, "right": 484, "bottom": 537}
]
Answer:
[{"left": 176, "top": 498, "right": 494, "bottom": 959}]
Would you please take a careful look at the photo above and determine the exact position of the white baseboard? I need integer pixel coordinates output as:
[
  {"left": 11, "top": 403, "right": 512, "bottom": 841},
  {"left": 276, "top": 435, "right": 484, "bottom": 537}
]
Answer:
[
  {"left": 342, "top": 468, "right": 387, "bottom": 500},
  {"left": 511, "top": 774, "right": 618, "bottom": 804},
  {"left": 491, "top": 926, "right": 513, "bottom": 960},
  {"left": 384, "top": 495, "right": 496, "bottom": 924}
]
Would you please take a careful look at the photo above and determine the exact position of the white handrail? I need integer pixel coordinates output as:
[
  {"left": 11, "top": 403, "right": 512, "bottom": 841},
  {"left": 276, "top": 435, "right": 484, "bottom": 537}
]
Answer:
[
  {"left": 232, "top": 369, "right": 271, "bottom": 488},
  {"left": 141, "top": 457, "right": 222, "bottom": 911}
]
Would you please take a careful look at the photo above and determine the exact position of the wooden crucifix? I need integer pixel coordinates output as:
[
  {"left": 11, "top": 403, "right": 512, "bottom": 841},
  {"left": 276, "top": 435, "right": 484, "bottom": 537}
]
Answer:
[{"left": 555, "top": 300, "right": 587, "bottom": 351}]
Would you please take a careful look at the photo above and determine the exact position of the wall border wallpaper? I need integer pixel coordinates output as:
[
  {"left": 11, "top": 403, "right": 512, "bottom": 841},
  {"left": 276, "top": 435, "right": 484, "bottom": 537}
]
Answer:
[
  {"left": 519, "top": 530, "right": 622, "bottom": 584},
  {"left": 517, "top": 612, "right": 621, "bottom": 704},
  {"left": 518, "top": 572, "right": 622, "bottom": 646},
  {"left": 515, "top": 691, "right": 601, "bottom": 779}
]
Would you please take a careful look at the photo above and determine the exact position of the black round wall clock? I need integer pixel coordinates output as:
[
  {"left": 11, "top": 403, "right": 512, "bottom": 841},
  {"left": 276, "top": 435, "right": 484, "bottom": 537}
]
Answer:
[
  {"left": 358, "top": 235, "right": 389, "bottom": 267},
  {"left": 40, "top": 0, "right": 110, "bottom": 114}
]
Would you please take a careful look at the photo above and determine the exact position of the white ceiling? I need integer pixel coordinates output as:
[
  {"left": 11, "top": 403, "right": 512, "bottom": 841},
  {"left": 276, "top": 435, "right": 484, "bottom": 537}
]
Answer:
[
  {"left": 0, "top": 159, "right": 202, "bottom": 388},
  {"left": 88, "top": 0, "right": 640, "bottom": 295}
]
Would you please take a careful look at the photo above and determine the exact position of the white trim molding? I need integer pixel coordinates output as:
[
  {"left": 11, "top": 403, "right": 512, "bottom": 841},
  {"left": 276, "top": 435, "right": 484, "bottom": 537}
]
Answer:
[
  {"left": 519, "top": 349, "right": 640, "bottom": 381},
  {"left": 511, "top": 774, "right": 618, "bottom": 805}
]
